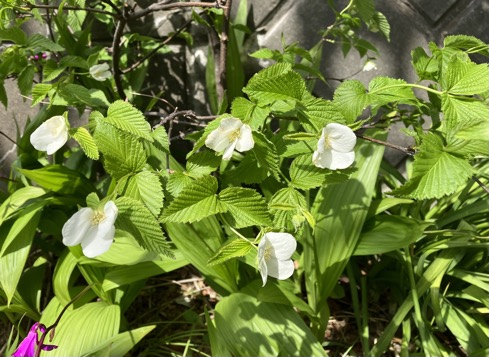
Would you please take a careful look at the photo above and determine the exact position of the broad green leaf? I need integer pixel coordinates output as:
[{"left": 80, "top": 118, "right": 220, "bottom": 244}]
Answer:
[
  {"left": 218, "top": 187, "right": 272, "bottom": 228},
  {"left": 0, "top": 79, "right": 7, "bottom": 108},
  {"left": 17, "top": 65, "right": 35, "bottom": 96},
  {"left": 161, "top": 175, "right": 225, "bottom": 223},
  {"left": 17, "top": 256, "right": 47, "bottom": 313},
  {"left": 83, "top": 325, "right": 156, "bottom": 357},
  {"left": 444, "top": 115, "right": 489, "bottom": 156},
  {"left": 243, "top": 63, "right": 306, "bottom": 104},
  {"left": 0, "top": 27, "right": 27, "bottom": 45},
  {"left": 59, "top": 84, "right": 108, "bottom": 107},
  {"left": 115, "top": 196, "right": 172, "bottom": 257},
  {"left": 165, "top": 171, "right": 194, "bottom": 198},
  {"left": 144, "top": 125, "right": 170, "bottom": 170},
  {"left": 441, "top": 299, "right": 488, "bottom": 355},
  {"left": 269, "top": 187, "right": 308, "bottom": 231},
  {"left": 53, "top": 250, "right": 80, "bottom": 306},
  {"left": 59, "top": 55, "right": 88, "bottom": 69},
  {"left": 31, "top": 83, "right": 53, "bottom": 106},
  {"left": 298, "top": 93, "right": 345, "bottom": 131},
  {"left": 102, "top": 250, "right": 187, "bottom": 291},
  {"left": 94, "top": 122, "right": 146, "bottom": 179},
  {"left": 223, "top": 154, "right": 269, "bottom": 184},
  {"left": 165, "top": 218, "right": 238, "bottom": 294},
  {"left": 249, "top": 48, "right": 276, "bottom": 59},
  {"left": 290, "top": 154, "right": 350, "bottom": 190},
  {"left": 0, "top": 204, "right": 42, "bottom": 304},
  {"left": 354, "top": 215, "right": 429, "bottom": 255},
  {"left": 186, "top": 150, "right": 221, "bottom": 177},
  {"left": 442, "top": 57, "right": 488, "bottom": 95},
  {"left": 27, "top": 33, "right": 64, "bottom": 51},
  {"left": 231, "top": 97, "right": 270, "bottom": 130},
  {"left": 392, "top": 133, "right": 473, "bottom": 199},
  {"left": 333, "top": 80, "right": 369, "bottom": 123},
  {"left": 214, "top": 292, "right": 326, "bottom": 357},
  {"left": 40, "top": 301, "right": 120, "bottom": 357},
  {"left": 0, "top": 186, "right": 46, "bottom": 226},
  {"left": 105, "top": 100, "right": 153, "bottom": 141},
  {"left": 441, "top": 95, "right": 488, "bottom": 129},
  {"left": 354, "top": 0, "right": 374, "bottom": 21},
  {"left": 118, "top": 171, "right": 163, "bottom": 217},
  {"left": 367, "top": 197, "right": 413, "bottom": 216},
  {"left": 71, "top": 127, "right": 99, "bottom": 160},
  {"left": 444, "top": 35, "right": 489, "bottom": 56},
  {"left": 18, "top": 165, "right": 95, "bottom": 198},
  {"left": 368, "top": 77, "right": 417, "bottom": 108},
  {"left": 411, "top": 47, "right": 439, "bottom": 80},
  {"left": 251, "top": 131, "right": 280, "bottom": 180},
  {"left": 207, "top": 238, "right": 254, "bottom": 266},
  {"left": 369, "top": 11, "right": 390, "bottom": 40}
]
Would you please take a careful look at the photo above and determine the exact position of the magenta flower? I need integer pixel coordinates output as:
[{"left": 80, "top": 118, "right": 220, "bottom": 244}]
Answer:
[{"left": 12, "top": 323, "right": 57, "bottom": 357}]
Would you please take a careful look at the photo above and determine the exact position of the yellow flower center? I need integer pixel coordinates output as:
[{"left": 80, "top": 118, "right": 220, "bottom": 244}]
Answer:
[
  {"left": 323, "top": 135, "right": 332, "bottom": 150},
  {"left": 263, "top": 246, "right": 273, "bottom": 262},
  {"left": 92, "top": 210, "right": 106, "bottom": 225},
  {"left": 228, "top": 129, "right": 241, "bottom": 142}
]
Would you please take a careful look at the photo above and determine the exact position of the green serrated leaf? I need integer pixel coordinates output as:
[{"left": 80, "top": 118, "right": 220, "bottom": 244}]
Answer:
[
  {"left": 444, "top": 35, "right": 489, "bottom": 56},
  {"left": 219, "top": 187, "right": 272, "bottom": 228},
  {"left": 0, "top": 27, "right": 27, "bottom": 45},
  {"left": 354, "top": 0, "right": 375, "bottom": 21},
  {"left": 251, "top": 131, "right": 280, "bottom": 180},
  {"left": 207, "top": 239, "right": 253, "bottom": 266},
  {"left": 368, "top": 77, "right": 417, "bottom": 108},
  {"left": 392, "top": 133, "right": 474, "bottom": 199},
  {"left": 105, "top": 100, "right": 153, "bottom": 141},
  {"left": 17, "top": 65, "right": 35, "bottom": 96},
  {"left": 441, "top": 94, "right": 488, "bottom": 129},
  {"left": 442, "top": 57, "right": 488, "bottom": 95},
  {"left": 59, "top": 55, "right": 88, "bottom": 69},
  {"left": 290, "top": 154, "right": 350, "bottom": 190},
  {"left": 243, "top": 63, "right": 306, "bottom": 104},
  {"left": 249, "top": 48, "right": 277, "bottom": 59},
  {"left": 72, "top": 127, "right": 99, "bottom": 160},
  {"left": 94, "top": 122, "right": 147, "bottom": 179},
  {"left": 298, "top": 93, "right": 345, "bottom": 131},
  {"left": 118, "top": 171, "right": 164, "bottom": 217},
  {"left": 411, "top": 47, "right": 439, "bottom": 81},
  {"left": 18, "top": 165, "right": 95, "bottom": 198},
  {"left": 231, "top": 97, "right": 270, "bottom": 130},
  {"left": 333, "top": 80, "right": 369, "bottom": 123},
  {"left": 186, "top": 151, "right": 221, "bottom": 177},
  {"left": 31, "top": 83, "right": 53, "bottom": 106},
  {"left": 27, "top": 33, "right": 64, "bottom": 51},
  {"left": 115, "top": 196, "right": 172, "bottom": 256},
  {"left": 161, "top": 176, "right": 225, "bottom": 223},
  {"left": 269, "top": 187, "right": 308, "bottom": 231},
  {"left": 444, "top": 115, "right": 489, "bottom": 157}
]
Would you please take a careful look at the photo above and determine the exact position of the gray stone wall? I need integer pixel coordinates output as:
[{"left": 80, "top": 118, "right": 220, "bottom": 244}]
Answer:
[{"left": 1, "top": 0, "right": 488, "bottom": 185}]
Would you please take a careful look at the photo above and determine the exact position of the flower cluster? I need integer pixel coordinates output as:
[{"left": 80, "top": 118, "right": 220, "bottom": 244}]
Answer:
[{"left": 62, "top": 201, "right": 118, "bottom": 258}]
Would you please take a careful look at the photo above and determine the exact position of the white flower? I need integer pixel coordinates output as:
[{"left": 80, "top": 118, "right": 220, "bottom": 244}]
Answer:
[
  {"left": 205, "top": 117, "right": 254, "bottom": 160},
  {"left": 258, "top": 232, "right": 297, "bottom": 286},
  {"left": 312, "top": 123, "right": 356, "bottom": 170},
  {"left": 89, "top": 63, "right": 112, "bottom": 81},
  {"left": 362, "top": 59, "right": 377, "bottom": 72},
  {"left": 30, "top": 115, "right": 69, "bottom": 155},
  {"left": 62, "top": 201, "right": 118, "bottom": 258}
]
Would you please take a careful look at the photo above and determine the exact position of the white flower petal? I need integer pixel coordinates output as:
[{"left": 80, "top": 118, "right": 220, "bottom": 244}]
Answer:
[
  {"left": 205, "top": 127, "right": 231, "bottom": 153},
  {"left": 222, "top": 140, "right": 238, "bottom": 160},
  {"left": 266, "top": 258, "right": 295, "bottom": 280},
  {"left": 219, "top": 117, "right": 242, "bottom": 133},
  {"left": 30, "top": 116, "right": 69, "bottom": 154},
  {"left": 325, "top": 123, "right": 356, "bottom": 153},
  {"left": 81, "top": 225, "right": 115, "bottom": 258},
  {"left": 62, "top": 207, "right": 93, "bottom": 246},
  {"left": 263, "top": 232, "right": 296, "bottom": 260},
  {"left": 259, "top": 256, "right": 268, "bottom": 286},
  {"left": 329, "top": 150, "right": 355, "bottom": 170},
  {"left": 103, "top": 201, "right": 118, "bottom": 223},
  {"left": 235, "top": 124, "right": 254, "bottom": 152},
  {"left": 89, "top": 63, "right": 112, "bottom": 81}
]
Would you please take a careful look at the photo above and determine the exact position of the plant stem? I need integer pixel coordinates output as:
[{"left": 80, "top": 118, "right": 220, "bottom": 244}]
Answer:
[
  {"left": 368, "top": 83, "right": 443, "bottom": 96},
  {"left": 217, "top": 0, "right": 232, "bottom": 105},
  {"left": 356, "top": 134, "right": 415, "bottom": 156}
]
